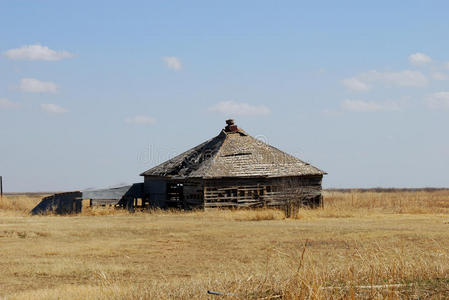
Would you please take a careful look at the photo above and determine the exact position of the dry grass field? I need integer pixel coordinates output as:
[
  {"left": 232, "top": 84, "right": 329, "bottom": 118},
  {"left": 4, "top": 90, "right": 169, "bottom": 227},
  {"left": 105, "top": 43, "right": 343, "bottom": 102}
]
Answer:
[{"left": 1, "top": 190, "right": 449, "bottom": 299}]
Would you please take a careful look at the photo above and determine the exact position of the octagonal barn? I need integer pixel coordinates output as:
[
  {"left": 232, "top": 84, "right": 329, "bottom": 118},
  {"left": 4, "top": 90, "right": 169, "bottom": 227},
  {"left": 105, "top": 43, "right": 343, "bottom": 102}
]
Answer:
[{"left": 141, "top": 120, "right": 325, "bottom": 210}]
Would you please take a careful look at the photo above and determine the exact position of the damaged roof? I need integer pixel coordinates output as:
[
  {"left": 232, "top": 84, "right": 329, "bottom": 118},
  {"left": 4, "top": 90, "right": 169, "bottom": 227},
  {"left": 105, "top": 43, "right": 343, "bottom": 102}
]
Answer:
[{"left": 140, "top": 119, "right": 325, "bottom": 179}]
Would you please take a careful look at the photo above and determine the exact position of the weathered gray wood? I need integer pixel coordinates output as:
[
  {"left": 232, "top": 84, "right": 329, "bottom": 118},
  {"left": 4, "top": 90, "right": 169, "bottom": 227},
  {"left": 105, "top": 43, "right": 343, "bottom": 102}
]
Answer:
[
  {"left": 30, "top": 192, "right": 82, "bottom": 215},
  {"left": 140, "top": 121, "right": 325, "bottom": 210},
  {"left": 202, "top": 175, "right": 323, "bottom": 209},
  {"left": 145, "top": 178, "right": 167, "bottom": 208},
  {"left": 90, "top": 199, "right": 120, "bottom": 206}
]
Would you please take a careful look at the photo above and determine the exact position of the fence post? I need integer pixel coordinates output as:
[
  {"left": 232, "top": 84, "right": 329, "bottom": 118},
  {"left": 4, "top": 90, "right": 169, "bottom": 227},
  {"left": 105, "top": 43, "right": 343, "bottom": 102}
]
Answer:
[{"left": 0, "top": 176, "right": 3, "bottom": 199}]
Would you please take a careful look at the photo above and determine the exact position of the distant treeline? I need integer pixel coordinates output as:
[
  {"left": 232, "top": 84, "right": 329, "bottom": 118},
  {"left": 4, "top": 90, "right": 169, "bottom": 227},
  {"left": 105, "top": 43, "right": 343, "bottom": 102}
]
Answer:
[
  {"left": 325, "top": 188, "right": 449, "bottom": 193},
  {"left": 4, "top": 192, "right": 53, "bottom": 196}
]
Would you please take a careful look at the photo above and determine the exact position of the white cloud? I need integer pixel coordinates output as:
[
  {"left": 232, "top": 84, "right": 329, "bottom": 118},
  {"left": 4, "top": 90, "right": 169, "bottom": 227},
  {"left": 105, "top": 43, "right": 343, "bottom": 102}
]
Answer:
[
  {"left": 342, "top": 77, "right": 370, "bottom": 91},
  {"left": 19, "top": 78, "right": 58, "bottom": 93},
  {"left": 4, "top": 44, "right": 73, "bottom": 61},
  {"left": 432, "top": 72, "right": 449, "bottom": 81},
  {"left": 341, "top": 99, "right": 402, "bottom": 112},
  {"left": 124, "top": 115, "right": 156, "bottom": 125},
  {"left": 209, "top": 101, "right": 271, "bottom": 116},
  {"left": 380, "top": 70, "right": 428, "bottom": 86},
  {"left": 426, "top": 92, "right": 449, "bottom": 110},
  {"left": 361, "top": 70, "right": 428, "bottom": 87},
  {"left": 409, "top": 52, "right": 432, "bottom": 66},
  {"left": 342, "top": 70, "right": 427, "bottom": 91},
  {"left": 162, "top": 56, "right": 182, "bottom": 70},
  {"left": 40, "top": 103, "right": 68, "bottom": 114},
  {"left": 0, "top": 98, "right": 20, "bottom": 109}
]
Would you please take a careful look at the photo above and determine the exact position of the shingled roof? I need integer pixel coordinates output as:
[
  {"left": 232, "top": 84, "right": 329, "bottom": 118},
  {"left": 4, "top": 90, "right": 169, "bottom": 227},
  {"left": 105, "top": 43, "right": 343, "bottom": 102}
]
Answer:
[{"left": 140, "top": 120, "right": 325, "bottom": 179}]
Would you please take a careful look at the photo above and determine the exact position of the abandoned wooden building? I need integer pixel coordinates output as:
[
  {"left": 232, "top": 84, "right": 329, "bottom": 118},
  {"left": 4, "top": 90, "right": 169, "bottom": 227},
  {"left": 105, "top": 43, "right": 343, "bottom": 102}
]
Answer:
[
  {"left": 30, "top": 119, "right": 326, "bottom": 214},
  {"left": 140, "top": 119, "right": 326, "bottom": 209}
]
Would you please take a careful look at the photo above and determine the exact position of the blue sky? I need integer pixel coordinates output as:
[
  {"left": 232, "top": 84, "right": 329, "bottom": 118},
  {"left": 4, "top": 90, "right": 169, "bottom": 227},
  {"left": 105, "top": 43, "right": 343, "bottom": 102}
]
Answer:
[{"left": 1, "top": 1, "right": 449, "bottom": 192}]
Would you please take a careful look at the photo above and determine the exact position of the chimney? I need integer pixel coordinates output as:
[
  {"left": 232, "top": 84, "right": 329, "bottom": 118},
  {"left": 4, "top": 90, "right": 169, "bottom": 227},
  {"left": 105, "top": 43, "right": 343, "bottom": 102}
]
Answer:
[{"left": 225, "top": 119, "right": 238, "bottom": 132}]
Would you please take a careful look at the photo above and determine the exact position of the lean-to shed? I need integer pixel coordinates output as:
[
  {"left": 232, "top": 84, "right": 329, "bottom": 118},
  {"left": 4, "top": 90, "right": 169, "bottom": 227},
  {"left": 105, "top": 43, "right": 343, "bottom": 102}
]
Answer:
[{"left": 141, "top": 120, "right": 325, "bottom": 209}]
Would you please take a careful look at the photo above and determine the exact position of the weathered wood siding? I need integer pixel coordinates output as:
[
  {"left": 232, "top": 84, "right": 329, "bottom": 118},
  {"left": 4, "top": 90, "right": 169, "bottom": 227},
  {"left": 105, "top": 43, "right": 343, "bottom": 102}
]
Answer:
[
  {"left": 182, "top": 182, "right": 204, "bottom": 209},
  {"left": 31, "top": 192, "right": 82, "bottom": 215},
  {"left": 144, "top": 175, "right": 323, "bottom": 210},
  {"left": 203, "top": 175, "right": 322, "bottom": 209},
  {"left": 144, "top": 177, "right": 168, "bottom": 208}
]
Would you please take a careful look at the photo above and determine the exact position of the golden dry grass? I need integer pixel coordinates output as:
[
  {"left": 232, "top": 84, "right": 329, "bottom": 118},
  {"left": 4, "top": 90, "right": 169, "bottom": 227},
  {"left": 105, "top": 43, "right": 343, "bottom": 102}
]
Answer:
[
  {"left": 1, "top": 191, "right": 449, "bottom": 299},
  {"left": 0, "top": 194, "right": 45, "bottom": 216}
]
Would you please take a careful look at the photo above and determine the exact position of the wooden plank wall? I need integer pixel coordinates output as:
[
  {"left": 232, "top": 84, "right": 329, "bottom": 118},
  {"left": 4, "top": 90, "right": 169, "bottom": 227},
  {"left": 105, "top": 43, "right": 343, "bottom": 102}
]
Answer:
[
  {"left": 30, "top": 192, "right": 83, "bottom": 215},
  {"left": 145, "top": 178, "right": 167, "bottom": 208},
  {"left": 183, "top": 183, "right": 204, "bottom": 209},
  {"left": 203, "top": 176, "right": 322, "bottom": 208},
  {"left": 165, "top": 181, "right": 204, "bottom": 209},
  {"left": 90, "top": 199, "right": 120, "bottom": 206},
  {"left": 144, "top": 176, "right": 322, "bottom": 210}
]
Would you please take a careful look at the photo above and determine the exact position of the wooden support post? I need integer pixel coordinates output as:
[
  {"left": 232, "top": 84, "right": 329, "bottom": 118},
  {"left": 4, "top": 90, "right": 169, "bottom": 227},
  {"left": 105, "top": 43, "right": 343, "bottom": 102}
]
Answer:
[{"left": 127, "top": 197, "right": 135, "bottom": 212}]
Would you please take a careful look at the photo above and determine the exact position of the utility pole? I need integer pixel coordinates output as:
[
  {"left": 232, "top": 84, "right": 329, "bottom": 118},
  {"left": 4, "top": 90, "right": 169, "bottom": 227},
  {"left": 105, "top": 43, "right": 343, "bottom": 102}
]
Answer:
[{"left": 0, "top": 176, "right": 3, "bottom": 199}]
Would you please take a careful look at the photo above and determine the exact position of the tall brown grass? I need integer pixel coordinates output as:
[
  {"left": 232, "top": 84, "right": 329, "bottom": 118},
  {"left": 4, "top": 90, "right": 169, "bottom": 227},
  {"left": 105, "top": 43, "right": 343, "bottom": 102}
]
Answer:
[
  {"left": 2, "top": 190, "right": 449, "bottom": 218},
  {"left": 323, "top": 190, "right": 449, "bottom": 214},
  {"left": 1, "top": 190, "right": 449, "bottom": 299},
  {"left": 0, "top": 194, "right": 44, "bottom": 215}
]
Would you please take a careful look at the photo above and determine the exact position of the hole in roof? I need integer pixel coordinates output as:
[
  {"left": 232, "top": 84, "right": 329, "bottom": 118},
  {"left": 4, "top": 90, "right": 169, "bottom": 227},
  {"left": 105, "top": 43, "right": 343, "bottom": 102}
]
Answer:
[{"left": 221, "top": 152, "right": 252, "bottom": 157}]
